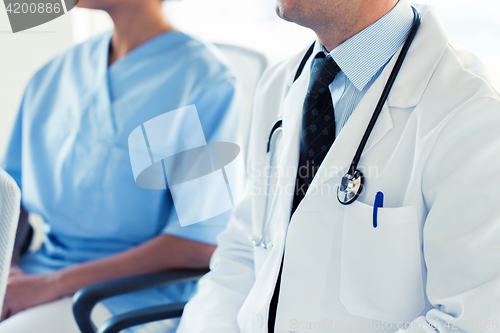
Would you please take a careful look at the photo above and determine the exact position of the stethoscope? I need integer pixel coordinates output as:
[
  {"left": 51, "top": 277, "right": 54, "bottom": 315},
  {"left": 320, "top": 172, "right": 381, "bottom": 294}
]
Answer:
[
  {"left": 249, "top": 120, "right": 283, "bottom": 249},
  {"left": 251, "top": 7, "right": 421, "bottom": 248}
]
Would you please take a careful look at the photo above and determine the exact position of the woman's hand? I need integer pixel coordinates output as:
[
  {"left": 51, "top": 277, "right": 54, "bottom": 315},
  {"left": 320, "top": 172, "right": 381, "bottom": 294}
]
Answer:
[
  {"left": 1, "top": 270, "right": 63, "bottom": 321},
  {"left": 0, "top": 234, "right": 215, "bottom": 322}
]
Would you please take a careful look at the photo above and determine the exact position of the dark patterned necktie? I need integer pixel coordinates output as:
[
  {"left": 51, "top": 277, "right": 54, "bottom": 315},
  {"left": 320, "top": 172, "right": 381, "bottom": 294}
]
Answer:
[
  {"left": 268, "top": 53, "right": 341, "bottom": 333},
  {"left": 291, "top": 53, "right": 341, "bottom": 213}
]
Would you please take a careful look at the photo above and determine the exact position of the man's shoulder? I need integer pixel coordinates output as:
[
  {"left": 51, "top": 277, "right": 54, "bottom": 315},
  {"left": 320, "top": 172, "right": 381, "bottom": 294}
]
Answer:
[
  {"left": 446, "top": 42, "right": 499, "bottom": 97},
  {"left": 424, "top": 41, "right": 499, "bottom": 109},
  {"left": 415, "top": 41, "right": 500, "bottom": 144}
]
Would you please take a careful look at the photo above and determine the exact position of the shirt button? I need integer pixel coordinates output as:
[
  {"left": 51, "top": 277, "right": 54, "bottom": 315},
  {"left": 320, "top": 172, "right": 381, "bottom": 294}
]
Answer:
[{"left": 255, "top": 313, "right": 264, "bottom": 328}]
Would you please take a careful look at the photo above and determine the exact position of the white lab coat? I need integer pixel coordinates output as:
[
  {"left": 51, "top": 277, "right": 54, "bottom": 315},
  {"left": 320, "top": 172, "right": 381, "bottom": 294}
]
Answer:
[{"left": 178, "top": 4, "right": 500, "bottom": 333}]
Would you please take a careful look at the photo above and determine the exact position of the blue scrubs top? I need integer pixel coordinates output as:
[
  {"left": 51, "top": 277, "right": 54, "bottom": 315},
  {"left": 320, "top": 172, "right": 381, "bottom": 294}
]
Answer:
[{"left": 1, "top": 30, "right": 239, "bottom": 314}]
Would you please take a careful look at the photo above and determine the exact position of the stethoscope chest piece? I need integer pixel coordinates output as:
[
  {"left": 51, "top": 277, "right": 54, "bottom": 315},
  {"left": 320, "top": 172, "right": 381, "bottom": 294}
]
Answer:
[{"left": 337, "top": 170, "right": 364, "bottom": 205}]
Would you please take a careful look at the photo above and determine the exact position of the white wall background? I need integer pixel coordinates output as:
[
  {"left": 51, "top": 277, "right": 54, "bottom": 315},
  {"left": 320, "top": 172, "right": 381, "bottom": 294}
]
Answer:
[
  {"left": 1, "top": 0, "right": 500, "bottom": 159},
  {"left": 0, "top": 10, "right": 73, "bottom": 160}
]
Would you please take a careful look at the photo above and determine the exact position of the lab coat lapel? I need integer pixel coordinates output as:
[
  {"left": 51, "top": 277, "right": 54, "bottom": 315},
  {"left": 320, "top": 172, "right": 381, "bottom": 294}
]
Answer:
[
  {"left": 388, "top": 4, "right": 449, "bottom": 108},
  {"left": 274, "top": 54, "right": 314, "bottom": 231}
]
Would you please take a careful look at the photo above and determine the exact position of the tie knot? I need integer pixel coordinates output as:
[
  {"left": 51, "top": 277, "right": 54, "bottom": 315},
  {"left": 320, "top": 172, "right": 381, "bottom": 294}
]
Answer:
[{"left": 308, "top": 53, "right": 341, "bottom": 96}]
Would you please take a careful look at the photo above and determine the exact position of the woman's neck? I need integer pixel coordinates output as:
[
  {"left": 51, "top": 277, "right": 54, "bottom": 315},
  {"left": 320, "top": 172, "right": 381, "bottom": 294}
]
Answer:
[{"left": 107, "top": 3, "right": 174, "bottom": 65}]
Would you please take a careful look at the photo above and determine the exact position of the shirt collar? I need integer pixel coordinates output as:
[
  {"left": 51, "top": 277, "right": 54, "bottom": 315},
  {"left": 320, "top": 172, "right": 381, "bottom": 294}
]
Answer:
[{"left": 313, "top": 0, "right": 415, "bottom": 91}]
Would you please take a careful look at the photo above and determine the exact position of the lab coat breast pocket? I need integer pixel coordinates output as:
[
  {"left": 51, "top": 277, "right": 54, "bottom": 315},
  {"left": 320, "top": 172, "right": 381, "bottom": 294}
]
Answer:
[{"left": 339, "top": 200, "right": 425, "bottom": 323}]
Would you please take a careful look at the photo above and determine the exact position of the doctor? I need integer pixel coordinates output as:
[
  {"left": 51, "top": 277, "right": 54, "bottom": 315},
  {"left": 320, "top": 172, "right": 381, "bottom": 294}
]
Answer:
[{"left": 178, "top": 0, "right": 500, "bottom": 332}]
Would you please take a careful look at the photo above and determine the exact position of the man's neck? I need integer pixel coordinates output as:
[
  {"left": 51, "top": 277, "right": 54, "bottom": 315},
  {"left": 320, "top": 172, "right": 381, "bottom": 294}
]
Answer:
[
  {"left": 318, "top": 0, "right": 399, "bottom": 52},
  {"left": 107, "top": 4, "right": 175, "bottom": 65}
]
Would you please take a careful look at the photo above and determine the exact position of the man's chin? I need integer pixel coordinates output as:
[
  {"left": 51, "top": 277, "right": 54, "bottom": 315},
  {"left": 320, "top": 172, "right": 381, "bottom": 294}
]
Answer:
[{"left": 275, "top": 2, "right": 292, "bottom": 22}]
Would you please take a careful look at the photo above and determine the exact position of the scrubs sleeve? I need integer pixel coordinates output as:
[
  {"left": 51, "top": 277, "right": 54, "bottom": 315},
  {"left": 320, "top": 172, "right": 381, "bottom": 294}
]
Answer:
[
  {"left": 161, "top": 77, "right": 239, "bottom": 246},
  {"left": 1, "top": 94, "right": 26, "bottom": 188}
]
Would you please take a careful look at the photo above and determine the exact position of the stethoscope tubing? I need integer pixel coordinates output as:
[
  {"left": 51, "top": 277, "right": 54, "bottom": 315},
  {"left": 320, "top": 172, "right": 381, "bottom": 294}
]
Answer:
[
  {"left": 267, "top": 120, "right": 283, "bottom": 153},
  {"left": 255, "top": 125, "right": 283, "bottom": 248},
  {"left": 348, "top": 7, "right": 421, "bottom": 176}
]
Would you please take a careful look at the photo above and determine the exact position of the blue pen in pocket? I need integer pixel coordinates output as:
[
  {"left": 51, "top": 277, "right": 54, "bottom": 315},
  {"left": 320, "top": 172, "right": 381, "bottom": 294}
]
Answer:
[{"left": 373, "top": 192, "right": 384, "bottom": 228}]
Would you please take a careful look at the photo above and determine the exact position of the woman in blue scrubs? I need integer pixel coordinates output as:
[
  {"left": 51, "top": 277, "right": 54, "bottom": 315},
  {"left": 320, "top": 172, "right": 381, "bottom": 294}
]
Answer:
[{"left": 0, "top": 0, "right": 239, "bottom": 332}]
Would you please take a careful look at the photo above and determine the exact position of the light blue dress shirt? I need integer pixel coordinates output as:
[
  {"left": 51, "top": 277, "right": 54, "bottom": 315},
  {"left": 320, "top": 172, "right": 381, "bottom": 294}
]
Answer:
[
  {"left": 312, "top": 0, "right": 414, "bottom": 136},
  {"left": 1, "top": 30, "right": 238, "bottom": 316}
]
